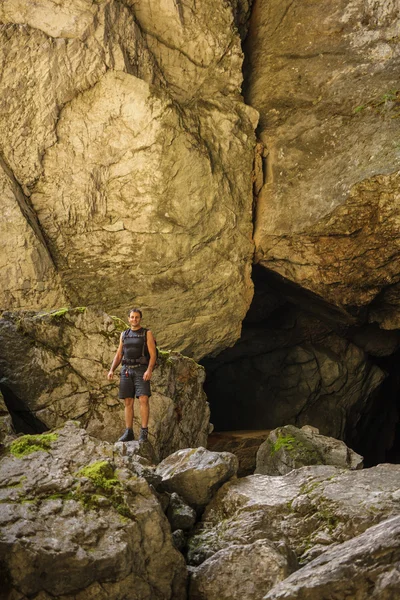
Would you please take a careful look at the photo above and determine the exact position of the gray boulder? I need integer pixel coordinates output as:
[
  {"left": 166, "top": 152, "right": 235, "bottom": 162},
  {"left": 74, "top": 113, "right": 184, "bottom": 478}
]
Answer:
[
  {"left": 187, "top": 464, "right": 400, "bottom": 566},
  {"left": 264, "top": 516, "right": 400, "bottom": 600},
  {"left": 0, "top": 307, "right": 210, "bottom": 461},
  {"left": 156, "top": 447, "right": 238, "bottom": 509},
  {"left": 167, "top": 492, "right": 197, "bottom": 532},
  {"left": 256, "top": 425, "right": 363, "bottom": 475},
  {"left": 189, "top": 539, "right": 295, "bottom": 600},
  {"left": 0, "top": 421, "right": 186, "bottom": 599}
]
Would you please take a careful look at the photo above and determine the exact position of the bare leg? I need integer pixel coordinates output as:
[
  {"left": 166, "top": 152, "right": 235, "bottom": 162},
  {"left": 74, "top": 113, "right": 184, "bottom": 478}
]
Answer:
[
  {"left": 138, "top": 395, "right": 149, "bottom": 428},
  {"left": 124, "top": 397, "right": 134, "bottom": 428}
]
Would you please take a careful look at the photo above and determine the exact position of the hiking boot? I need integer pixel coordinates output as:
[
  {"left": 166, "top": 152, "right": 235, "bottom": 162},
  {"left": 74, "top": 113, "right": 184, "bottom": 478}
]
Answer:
[
  {"left": 118, "top": 428, "right": 134, "bottom": 442},
  {"left": 139, "top": 427, "right": 148, "bottom": 443}
]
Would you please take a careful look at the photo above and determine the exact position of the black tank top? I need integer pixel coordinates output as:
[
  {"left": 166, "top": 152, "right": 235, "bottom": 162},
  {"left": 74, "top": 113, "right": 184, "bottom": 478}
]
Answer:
[{"left": 123, "top": 329, "right": 146, "bottom": 360}]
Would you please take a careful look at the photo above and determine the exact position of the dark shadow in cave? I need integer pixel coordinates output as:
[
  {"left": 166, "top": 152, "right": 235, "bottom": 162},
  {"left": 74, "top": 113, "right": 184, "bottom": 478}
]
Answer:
[
  {"left": 201, "top": 265, "right": 400, "bottom": 467},
  {"left": 0, "top": 379, "right": 48, "bottom": 435}
]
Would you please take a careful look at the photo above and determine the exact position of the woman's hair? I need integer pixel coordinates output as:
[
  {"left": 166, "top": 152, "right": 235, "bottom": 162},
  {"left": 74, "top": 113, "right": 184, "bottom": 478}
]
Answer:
[{"left": 128, "top": 308, "right": 142, "bottom": 318}]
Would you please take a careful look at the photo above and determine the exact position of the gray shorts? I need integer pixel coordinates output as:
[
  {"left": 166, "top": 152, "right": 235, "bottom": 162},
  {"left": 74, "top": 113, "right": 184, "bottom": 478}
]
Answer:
[{"left": 118, "top": 366, "right": 151, "bottom": 399}]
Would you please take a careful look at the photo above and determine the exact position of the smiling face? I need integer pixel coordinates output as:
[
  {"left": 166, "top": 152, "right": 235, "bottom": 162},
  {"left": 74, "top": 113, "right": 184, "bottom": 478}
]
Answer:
[{"left": 129, "top": 311, "right": 142, "bottom": 330}]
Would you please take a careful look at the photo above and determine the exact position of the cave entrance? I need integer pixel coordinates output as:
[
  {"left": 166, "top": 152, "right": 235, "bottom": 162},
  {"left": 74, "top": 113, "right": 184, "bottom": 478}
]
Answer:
[
  {"left": 201, "top": 266, "right": 400, "bottom": 468},
  {"left": 0, "top": 379, "right": 48, "bottom": 436}
]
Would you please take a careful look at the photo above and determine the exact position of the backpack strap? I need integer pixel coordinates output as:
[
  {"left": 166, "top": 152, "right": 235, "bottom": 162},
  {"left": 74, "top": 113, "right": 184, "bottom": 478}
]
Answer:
[
  {"left": 122, "top": 328, "right": 130, "bottom": 342},
  {"left": 141, "top": 328, "right": 148, "bottom": 357}
]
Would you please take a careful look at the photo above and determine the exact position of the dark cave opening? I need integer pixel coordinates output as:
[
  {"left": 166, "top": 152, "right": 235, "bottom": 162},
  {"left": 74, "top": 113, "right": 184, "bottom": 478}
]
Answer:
[
  {"left": 0, "top": 379, "right": 48, "bottom": 436},
  {"left": 201, "top": 265, "right": 400, "bottom": 468}
]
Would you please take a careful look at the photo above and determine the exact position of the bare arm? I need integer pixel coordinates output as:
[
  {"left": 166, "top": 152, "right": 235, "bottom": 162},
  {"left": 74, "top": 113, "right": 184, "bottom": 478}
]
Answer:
[
  {"left": 107, "top": 333, "right": 124, "bottom": 380},
  {"left": 143, "top": 330, "right": 157, "bottom": 381}
]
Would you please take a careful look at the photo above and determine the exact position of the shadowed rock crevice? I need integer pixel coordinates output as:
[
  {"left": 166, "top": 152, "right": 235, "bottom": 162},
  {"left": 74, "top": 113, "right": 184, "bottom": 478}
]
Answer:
[
  {"left": 202, "top": 266, "right": 400, "bottom": 467},
  {"left": 0, "top": 380, "right": 48, "bottom": 435}
]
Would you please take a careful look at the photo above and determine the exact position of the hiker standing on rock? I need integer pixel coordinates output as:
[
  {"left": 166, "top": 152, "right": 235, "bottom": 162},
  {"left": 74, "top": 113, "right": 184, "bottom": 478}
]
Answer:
[{"left": 107, "top": 308, "right": 157, "bottom": 443}]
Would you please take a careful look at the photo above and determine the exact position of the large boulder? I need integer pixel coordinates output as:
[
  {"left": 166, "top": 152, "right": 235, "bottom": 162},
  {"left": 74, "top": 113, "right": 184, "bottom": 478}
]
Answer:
[
  {"left": 0, "top": 307, "right": 210, "bottom": 460},
  {"left": 189, "top": 539, "right": 295, "bottom": 600},
  {"left": 246, "top": 0, "right": 400, "bottom": 325},
  {"left": 264, "top": 516, "right": 400, "bottom": 600},
  {"left": 256, "top": 425, "right": 363, "bottom": 475},
  {"left": 0, "top": 421, "right": 187, "bottom": 600},
  {"left": 156, "top": 446, "right": 238, "bottom": 509},
  {"left": 0, "top": 0, "right": 258, "bottom": 359},
  {"left": 187, "top": 464, "right": 400, "bottom": 566}
]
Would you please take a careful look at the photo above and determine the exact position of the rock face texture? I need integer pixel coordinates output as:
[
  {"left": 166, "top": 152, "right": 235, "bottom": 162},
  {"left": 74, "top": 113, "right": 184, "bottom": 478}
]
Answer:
[
  {"left": 246, "top": 0, "right": 400, "bottom": 325},
  {"left": 0, "top": 421, "right": 187, "bottom": 600},
  {"left": 0, "top": 307, "right": 210, "bottom": 460},
  {"left": 156, "top": 446, "right": 238, "bottom": 509},
  {"left": 264, "top": 516, "right": 400, "bottom": 600},
  {"left": 0, "top": 0, "right": 258, "bottom": 360},
  {"left": 256, "top": 425, "right": 363, "bottom": 476},
  {"left": 187, "top": 464, "right": 400, "bottom": 566},
  {"left": 203, "top": 306, "right": 385, "bottom": 438},
  {"left": 190, "top": 539, "right": 293, "bottom": 600}
]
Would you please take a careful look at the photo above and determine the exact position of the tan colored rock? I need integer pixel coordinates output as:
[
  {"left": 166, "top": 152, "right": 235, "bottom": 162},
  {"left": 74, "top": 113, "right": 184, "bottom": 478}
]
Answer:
[
  {"left": 0, "top": 307, "right": 210, "bottom": 460},
  {"left": 0, "top": 166, "right": 66, "bottom": 310},
  {"left": 246, "top": 0, "right": 400, "bottom": 323},
  {"left": 255, "top": 425, "right": 364, "bottom": 476},
  {"left": 0, "top": 0, "right": 258, "bottom": 359},
  {"left": 0, "top": 421, "right": 187, "bottom": 599}
]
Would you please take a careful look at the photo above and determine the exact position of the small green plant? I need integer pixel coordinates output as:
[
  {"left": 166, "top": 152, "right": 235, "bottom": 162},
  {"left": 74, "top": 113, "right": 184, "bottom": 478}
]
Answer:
[
  {"left": 353, "top": 105, "right": 366, "bottom": 114},
  {"left": 10, "top": 433, "right": 59, "bottom": 458}
]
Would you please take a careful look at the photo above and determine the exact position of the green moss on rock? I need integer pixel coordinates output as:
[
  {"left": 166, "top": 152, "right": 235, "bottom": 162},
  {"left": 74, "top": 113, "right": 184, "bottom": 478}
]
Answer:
[
  {"left": 76, "top": 461, "right": 134, "bottom": 519},
  {"left": 270, "top": 428, "right": 322, "bottom": 464},
  {"left": 10, "top": 433, "right": 59, "bottom": 458},
  {"left": 77, "top": 461, "right": 119, "bottom": 491},
  {"left": 110, "top": 315, "right": 128, "bottom": 333}
]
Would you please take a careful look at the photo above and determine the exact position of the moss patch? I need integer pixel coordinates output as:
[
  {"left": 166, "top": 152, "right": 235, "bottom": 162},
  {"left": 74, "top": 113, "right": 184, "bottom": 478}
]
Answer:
[
  {"left": 10, "top": 433, "right": 59, "bottom": 458},
  {"left": 270, "top": 428, "right": 322, "bottom": 464},
  {"left": 76, "top": 460, "right": 133, "bottom": 519},
  {"left": 77, "top": 461, "right": 119, "bottom": 491},
  {"left": 110, "top": 316, "right": 129, "bottom": 332},
  {"left": 270, "top": 433, "right": 298, "bottom": 456}
]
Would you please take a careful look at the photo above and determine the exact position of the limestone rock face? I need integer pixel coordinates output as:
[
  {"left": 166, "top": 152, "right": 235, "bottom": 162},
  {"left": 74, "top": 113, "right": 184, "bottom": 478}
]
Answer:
[
  {"left": 246, "top": 0, "right": 400, "bottom": 324},
  {"left": 189, "top": 539, "right": 293, "bottom": 600},
  {"left": 0, "top": 0, "right": 258, "bottom": 359},
  {"left": 0, "top": 421, "right": 187, "bottom": 600},
  {"left": 187, "top": 464, "right": 400, "bottom": 566},
  {"left": 264, "top": 516, "right": 400, "bottom": 600},
  {"left": 156, "top": 446, "right": 238, "bottom": 509},
  {"left": 256, "top": 425, "right": 364, "bottom": 476},
  {"left": 0, "top": 307, "right": 210, "bottom": 460}
]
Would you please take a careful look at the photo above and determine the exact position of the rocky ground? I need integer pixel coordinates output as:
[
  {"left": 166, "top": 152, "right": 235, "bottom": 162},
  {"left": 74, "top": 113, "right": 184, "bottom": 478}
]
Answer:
[{"left": 1, "top": 420, "right": 400, "bottom": 599}]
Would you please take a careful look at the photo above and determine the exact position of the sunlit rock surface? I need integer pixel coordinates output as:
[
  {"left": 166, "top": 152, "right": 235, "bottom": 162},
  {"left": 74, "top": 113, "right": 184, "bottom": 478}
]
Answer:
[
  {"left": 246, "top": 0, "right": 400, "bottom": 325},
  {"left": 0, "top": 0, "right": 258, "bottom": 359},
  {"left": 187, "top": 464, "right": 400, "bottom": 566}
]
